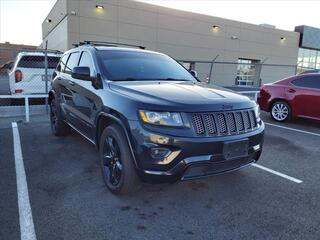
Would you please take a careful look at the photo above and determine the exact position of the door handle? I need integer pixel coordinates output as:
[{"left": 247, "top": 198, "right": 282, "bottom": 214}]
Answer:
[
  {"left": 288, "top": 88, "right": 296, "bottom": 93},
  {"left": 69, "top": 81, "right": 75, "bottom": 86}
]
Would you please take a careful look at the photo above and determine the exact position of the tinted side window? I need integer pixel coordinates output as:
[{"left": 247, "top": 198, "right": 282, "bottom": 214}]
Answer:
[
  {"left": 65, "top": 52, "right": 80, "bottom": 74},
  {"left": 292, "top": 76, "right": 320, "bottom": 89},
  {"left": 57, "top": 54, "right": 69, "bottom": 72},
  {"left": 78, "top": 51, "right": 95, "bottom": 76}
]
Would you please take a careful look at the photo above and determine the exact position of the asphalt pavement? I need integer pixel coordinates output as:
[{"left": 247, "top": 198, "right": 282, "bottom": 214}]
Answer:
[{"left": 0, "top": 113, "right": 319, "bottom": 240}]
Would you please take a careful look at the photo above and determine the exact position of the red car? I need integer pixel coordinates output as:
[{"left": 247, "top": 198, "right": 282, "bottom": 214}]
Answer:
[{"left": 258, "top": 73, "right": 320, "bottom": 122}]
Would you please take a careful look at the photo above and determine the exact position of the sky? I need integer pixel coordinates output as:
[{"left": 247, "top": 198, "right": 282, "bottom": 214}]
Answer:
[{"left": 0, "top": 0, "right": 320, "bottom": 46}]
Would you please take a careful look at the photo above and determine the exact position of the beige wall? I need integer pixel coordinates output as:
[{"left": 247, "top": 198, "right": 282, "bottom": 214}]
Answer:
[
  {"left": 42, "top": 0, "right": 300, "bottom": 85},
  {"left": 42, "top": 0, "right": 68, "bottom": 40},
  {"left": 41, "top": 16, "right": 69, "bottom": 51}
]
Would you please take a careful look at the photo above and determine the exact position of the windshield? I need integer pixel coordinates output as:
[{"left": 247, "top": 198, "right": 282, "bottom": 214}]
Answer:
[{"left": 97, "top": 50, "right": 196, "bottom": 81}]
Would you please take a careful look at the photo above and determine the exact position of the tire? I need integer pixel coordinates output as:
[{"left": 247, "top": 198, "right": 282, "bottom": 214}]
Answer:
[
  {"left": 99, "top": 124, "right": 140, "bottom": 195},
  {"left": 270, "top": 101, "right": 291, "bottom": 122},
  {"left": 50, "top": 98, "right": 70, "bottom": 136}
]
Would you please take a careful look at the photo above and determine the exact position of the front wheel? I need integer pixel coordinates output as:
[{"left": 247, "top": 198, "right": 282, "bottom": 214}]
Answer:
[
  {"left": 99, "top": 124, "right": 140, "bottom": 195},
  {"left": 270, "top": 101, "right": 291, "bottom": 122}
]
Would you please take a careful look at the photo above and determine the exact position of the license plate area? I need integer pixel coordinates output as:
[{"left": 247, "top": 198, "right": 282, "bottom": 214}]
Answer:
[{"left": 223, "top": 139, "right": 249, "bottom": 160}]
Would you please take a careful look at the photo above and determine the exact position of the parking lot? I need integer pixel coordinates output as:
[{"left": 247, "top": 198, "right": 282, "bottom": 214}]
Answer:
[{"left": 1, "top": 112, "right": 319, "bottom": 240}]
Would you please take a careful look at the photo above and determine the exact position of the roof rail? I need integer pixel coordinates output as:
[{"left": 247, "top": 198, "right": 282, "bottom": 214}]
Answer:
[{"left": 78, "top": 40, "right": 146, "bottom": 49}]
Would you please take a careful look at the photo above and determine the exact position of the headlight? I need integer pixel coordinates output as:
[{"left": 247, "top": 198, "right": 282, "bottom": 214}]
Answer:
[
  {"left": 139, "top": 110, "right": 183, "bottom": 127},
  {"left": 254, "top": 105, "right": 261, "bottom": 122}
]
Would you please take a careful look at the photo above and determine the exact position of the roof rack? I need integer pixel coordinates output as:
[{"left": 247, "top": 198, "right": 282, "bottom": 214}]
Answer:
[{"left": 77, "top": 40, "right": 146, "bottom": 49}]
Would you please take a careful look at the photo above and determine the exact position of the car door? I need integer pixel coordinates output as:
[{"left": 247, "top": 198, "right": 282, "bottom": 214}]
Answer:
[
  {"left": 59, "top": 51, "right": 81, "bottom": 127},
  {"left": 68, "top": 51, "right": 103, "bottom": 140},
  {"left": 288, "top": 75, "right": 320, "bottom": 119}
]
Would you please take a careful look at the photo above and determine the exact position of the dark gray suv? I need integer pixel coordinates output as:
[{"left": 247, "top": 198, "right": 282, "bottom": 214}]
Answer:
[{"left": 49, "top": 42, "right": 264, "bottom": 194}]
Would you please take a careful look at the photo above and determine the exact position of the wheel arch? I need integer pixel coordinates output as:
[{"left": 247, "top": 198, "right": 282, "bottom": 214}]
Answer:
[
  {"left": 95, "top": 113, "right": 139, "bottom": 169},
  {"left": 268, "top": 98, "right": 291, "bottom": 112}
]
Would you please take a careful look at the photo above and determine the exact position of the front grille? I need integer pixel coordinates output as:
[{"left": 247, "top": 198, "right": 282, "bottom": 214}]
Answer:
[{"left": 192, "top": 109, "right": 258, "bottom": 136}]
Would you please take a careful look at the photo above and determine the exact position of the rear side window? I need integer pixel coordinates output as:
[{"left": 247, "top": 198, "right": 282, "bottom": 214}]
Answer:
[
  {"left": 65, "top": 52, "right": 80, "bottom": 74},
  {"left": 17, "top": 56, "right": 60, "bottom": 69},
  {"left": 292, "top": 76, "right": 320, "bottom": 89}
]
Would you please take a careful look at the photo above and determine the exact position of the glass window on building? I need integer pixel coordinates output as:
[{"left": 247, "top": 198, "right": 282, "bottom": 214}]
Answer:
[
  {"left": 236, "top": 58, "right": 260, "bottom": 86},
  {"left": 297, "top": 48, "right": 320, "bottom": 74},
  {"left": 180, "top": 61, "right": 195, "bottom": 71}
]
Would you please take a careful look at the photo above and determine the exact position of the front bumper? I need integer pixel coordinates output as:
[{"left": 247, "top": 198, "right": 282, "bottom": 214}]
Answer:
[{"left": 128, "top": 120, "right": 265, "bottom": 183}]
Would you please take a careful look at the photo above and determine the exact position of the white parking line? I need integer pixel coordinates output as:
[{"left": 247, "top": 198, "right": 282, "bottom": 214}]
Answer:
[
  {"left": 12, "top": 122, "right": 37, "bottom": 240},
  {"left": 251, "top": 163, "right": 303, "bottom": 184},
  {"left": 265, "top": 122, "right": 320, "bottom": 137}
]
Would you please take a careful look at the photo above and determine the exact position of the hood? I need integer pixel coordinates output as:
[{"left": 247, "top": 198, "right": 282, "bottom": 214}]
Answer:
[{"left": 109, "top": 81, "right": 255, "bottom": 112}]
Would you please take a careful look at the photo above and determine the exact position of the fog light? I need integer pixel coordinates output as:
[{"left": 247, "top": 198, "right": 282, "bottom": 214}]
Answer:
[
  {"left": 151, "top": 148, "right": 171, "bottom": 159},
  {"left": 253, "top": 144, "right": 260, "bottom": 151}
]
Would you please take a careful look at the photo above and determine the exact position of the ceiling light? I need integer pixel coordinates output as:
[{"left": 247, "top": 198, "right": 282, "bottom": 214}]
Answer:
[
  {"left": 46, "top": 19, "right": 52, "bottom": 23},
  {"left": 280, "top": 37, "right": 286, "bottom": 41},
  {"left": 231, "top": 36, "right": 239, "bottom": 40},
  {"left": 96, "top": 5, "right": 104, "bottom": 9},
  {"left": 212, "top": 25, "right": 220, "bottom": 31}
]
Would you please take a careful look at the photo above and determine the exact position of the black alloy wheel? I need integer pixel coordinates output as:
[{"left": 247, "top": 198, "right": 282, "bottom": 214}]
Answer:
[
  {"left": 99, "top": 124, "right": 140, "bottom": 194},
  {"left": 102, "top": 136, "right": 123, "bottom": 186}
]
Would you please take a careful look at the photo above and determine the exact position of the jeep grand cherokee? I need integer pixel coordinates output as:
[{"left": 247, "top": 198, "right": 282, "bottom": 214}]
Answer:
[{"left": 49, "top": 42, "right": 264, "bottom": 194}]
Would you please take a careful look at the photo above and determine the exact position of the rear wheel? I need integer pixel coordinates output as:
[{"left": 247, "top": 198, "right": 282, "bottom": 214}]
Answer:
[
  {"left": 270, "top": 101, "right": 291, "bottom": 122},
  {"left": 99, "top": 124, "right": 140, "bottom": 195},
  {"left": 50, "top": 98, "right": 70, "bottom": 136}
]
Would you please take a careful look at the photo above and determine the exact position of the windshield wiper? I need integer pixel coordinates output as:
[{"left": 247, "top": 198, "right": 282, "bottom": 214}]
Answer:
[
  {"left": 112, "top": 78, "right": 140, "bottom": 81},
  {"left": 156, "top": 78, "right": 190, "bottom": 81}
]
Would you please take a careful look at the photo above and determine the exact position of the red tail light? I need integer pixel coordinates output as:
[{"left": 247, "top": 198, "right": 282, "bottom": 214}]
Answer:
[
  {"left": 15, "top": 89, "right": 23, "bottom": 94},
  {"left": 15, "top": 70, "right": 23, "bottom": 82}
]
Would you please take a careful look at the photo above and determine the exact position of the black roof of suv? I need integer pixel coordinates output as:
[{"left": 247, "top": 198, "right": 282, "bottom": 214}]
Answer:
[{"left": 49, "top": 42, "right": 264, "bottom": 194}]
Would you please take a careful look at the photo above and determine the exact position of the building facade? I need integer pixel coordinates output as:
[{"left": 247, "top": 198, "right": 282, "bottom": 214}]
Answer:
[{"left": 41, "top": 0, "right": 318, "bottom": 86}]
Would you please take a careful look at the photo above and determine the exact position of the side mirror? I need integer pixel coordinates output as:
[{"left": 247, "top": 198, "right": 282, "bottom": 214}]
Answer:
[
  {"left": 72, "top": 66, "right": 91, "bottom": 81},
  {"left": 190, "top": 70, "right": 198, "bottom": 78}
]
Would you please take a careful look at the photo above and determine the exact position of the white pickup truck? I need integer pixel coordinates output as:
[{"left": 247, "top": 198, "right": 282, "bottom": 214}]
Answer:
[{"left": 8, "top": 51, "right": 61, "bottom": 94}]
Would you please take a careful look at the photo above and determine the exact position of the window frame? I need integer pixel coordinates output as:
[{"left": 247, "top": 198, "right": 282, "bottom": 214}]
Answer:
[
  {"left": 57, "top": 54, "right": 70, "bottom": 73},
  {"left": 78, "top": 51, "right": 96, "bottom": 77},
  {"left": 64, "top": 51, "right": 80, "bottom": 75}
]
